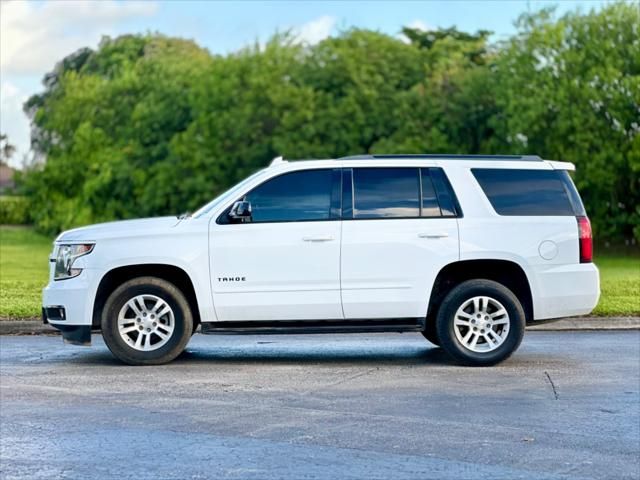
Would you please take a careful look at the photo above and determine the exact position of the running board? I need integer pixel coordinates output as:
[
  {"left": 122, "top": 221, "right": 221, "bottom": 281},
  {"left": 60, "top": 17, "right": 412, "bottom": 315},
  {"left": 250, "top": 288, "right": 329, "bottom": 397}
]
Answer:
[{"left": 200, "top": 318, "right": 425, "bottom": 335}]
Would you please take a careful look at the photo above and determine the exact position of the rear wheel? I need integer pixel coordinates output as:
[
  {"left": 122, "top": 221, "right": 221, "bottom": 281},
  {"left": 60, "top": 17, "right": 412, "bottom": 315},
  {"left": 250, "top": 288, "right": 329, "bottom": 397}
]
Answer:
[
  {"left": 436, "top": 279, "right": 525, "bottom": 366},
  {"left": 101, "top": 276, "right": 193, "bottom": 365}
]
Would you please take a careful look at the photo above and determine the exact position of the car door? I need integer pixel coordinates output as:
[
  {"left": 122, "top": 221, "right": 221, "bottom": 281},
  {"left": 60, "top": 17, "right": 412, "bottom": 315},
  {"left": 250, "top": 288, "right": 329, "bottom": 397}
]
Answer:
[
  {"left": 209, "top": 168, "right": 343, "bottom": 321},
  {"left": 340, "top": 167, "right": 460, "bottom": 319}
]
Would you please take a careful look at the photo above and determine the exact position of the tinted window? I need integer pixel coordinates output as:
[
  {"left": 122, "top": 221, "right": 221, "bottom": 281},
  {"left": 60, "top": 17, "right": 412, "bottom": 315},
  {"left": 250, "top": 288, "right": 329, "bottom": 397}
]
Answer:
[
  {"left": 245, "top": 169, "right": 333, "bottom": 222},
  {"left": 353, "top": 168, "right": 420, "bottom": 219},
  {"left": 421, "top": 170, "right": 442, "bottom": 217},
  {"left": 342, "top": 168, "right": 353, "bottom": 219},
  {"left": 430, "top": 168, "right": 459, "bottom": 217},
  {"left": 559, "top": 171, "right": 586, "bottom": 216},
  {"left": 472, "top": 169, "right": 575, "bottom": 216}
]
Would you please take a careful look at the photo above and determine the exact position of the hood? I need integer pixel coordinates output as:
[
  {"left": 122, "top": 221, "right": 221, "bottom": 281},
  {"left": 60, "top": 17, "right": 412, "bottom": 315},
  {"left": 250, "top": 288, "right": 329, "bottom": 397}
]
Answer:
[{"left": 56, "top": 216, "right": 181, "bottom": 242}]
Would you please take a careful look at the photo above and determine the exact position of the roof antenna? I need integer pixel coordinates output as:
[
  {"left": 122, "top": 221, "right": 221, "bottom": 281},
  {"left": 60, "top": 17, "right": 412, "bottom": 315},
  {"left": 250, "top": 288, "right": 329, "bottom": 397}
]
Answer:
[{"left": 269, "top": 155, "right": 286, "bottom": 167}]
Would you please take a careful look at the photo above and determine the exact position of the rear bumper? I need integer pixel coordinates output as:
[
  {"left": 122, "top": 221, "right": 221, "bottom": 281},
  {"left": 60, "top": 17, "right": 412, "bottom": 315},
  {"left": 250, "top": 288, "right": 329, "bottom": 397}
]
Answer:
[{"left": 532, "top": 263, "right": 600, "bottom": 320}]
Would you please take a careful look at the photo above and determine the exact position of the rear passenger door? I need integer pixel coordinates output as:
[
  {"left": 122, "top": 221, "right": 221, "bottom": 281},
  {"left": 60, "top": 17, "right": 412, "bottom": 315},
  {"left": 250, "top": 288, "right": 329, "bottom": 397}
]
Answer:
[{"left": 340, "top": 167, "right": 460, "bottom": 319}]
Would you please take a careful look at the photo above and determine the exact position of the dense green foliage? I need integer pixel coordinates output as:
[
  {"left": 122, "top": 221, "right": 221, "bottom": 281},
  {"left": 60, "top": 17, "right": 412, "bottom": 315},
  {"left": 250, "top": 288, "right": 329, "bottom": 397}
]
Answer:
[
  {"left": 0, "top": 196, "right": 30, "bottom": 225},
  {"left": 19, "top": 3, "right": 640, "bottom": 241}
]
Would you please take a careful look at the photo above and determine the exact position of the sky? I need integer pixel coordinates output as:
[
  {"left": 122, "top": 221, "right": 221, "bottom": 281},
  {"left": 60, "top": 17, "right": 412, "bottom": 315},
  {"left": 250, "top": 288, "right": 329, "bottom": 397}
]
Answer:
[{"left": 0, "top": 0, "right": 612, "bottom": 168}]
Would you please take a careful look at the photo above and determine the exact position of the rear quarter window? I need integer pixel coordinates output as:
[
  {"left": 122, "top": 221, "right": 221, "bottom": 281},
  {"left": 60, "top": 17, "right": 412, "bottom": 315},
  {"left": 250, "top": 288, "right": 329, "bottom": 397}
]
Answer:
[{"left": 472, "top": 169, "right": 575, "bottom": 216}]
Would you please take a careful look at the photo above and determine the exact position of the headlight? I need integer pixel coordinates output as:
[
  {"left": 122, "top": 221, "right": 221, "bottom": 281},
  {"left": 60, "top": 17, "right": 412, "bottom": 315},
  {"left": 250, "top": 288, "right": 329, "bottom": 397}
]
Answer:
[{"left": 54, "top": 244, "right": 94, "bottom": 280}]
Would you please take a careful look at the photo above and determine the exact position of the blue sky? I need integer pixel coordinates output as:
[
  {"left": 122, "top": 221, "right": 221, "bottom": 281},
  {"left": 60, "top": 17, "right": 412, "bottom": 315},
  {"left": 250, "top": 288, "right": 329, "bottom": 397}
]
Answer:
[{"left": 0, "top": 0, "right": 612, "bottom": 166}]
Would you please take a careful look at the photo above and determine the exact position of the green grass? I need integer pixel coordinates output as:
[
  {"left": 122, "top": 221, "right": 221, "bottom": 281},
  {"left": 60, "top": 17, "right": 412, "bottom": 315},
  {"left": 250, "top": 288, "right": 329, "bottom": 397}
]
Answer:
[
  {"left": 0, "top": 226, "right": 638, "bottom": 319},
  {"left": 592, "top": 254, "right": 640, "bottom": 316},
  {"left": 0, "top": 226, "right": 52, "bottom": 319}
]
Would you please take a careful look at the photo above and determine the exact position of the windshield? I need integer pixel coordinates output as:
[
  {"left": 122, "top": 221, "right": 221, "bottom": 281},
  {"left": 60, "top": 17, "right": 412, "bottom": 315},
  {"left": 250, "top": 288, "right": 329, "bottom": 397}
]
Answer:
[{"left": 192, "top": 169, "right": 268, "bottom": 218}]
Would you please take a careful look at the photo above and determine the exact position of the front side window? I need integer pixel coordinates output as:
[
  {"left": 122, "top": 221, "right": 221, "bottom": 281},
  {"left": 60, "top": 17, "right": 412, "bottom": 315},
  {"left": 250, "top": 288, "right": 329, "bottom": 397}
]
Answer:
[
  {"left": 353, "top": 168, "right": 420, "bottom": 219},
  {"left": 243, "top": 169, "right": 333, "bottom": 223}
]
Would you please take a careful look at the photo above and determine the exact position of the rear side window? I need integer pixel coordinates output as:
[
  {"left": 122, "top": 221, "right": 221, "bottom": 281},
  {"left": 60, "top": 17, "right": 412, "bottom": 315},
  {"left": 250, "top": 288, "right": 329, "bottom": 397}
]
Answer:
[
  {"left": 558, "top": 171, "right": 586, "bottom": 216},
  {"left": 353, "top": 168, "right": 420, "bottom": 219},
  {"left": 472, "top": 169, "right": 575, "bottom": 216}
]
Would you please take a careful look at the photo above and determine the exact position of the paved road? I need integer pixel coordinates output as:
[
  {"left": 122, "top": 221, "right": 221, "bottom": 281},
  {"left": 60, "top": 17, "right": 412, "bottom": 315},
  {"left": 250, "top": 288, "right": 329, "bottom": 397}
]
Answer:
[{"left": 1, "top": 331, "right": 638, "bottom": 480}]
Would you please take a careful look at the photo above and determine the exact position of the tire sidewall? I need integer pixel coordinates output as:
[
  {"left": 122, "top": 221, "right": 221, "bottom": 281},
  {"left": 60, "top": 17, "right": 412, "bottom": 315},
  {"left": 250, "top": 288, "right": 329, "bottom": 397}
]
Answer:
[
  {"left": 436, "top": 280, "right": 525, "bottom": 366},
  {"left": 101, "top": 277, "right": 192, "bottom": 365}
]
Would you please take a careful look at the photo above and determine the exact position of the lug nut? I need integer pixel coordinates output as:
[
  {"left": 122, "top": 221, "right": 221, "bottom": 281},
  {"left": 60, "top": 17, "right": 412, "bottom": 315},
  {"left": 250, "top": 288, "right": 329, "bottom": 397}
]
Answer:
[{"left": 138, "top": 326, "right": 143, "bottom": 331}]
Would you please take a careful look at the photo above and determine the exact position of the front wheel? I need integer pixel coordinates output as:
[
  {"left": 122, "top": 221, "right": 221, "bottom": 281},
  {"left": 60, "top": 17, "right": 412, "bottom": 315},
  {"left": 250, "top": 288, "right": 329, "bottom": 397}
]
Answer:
[
  {"left": 101, "top": 276, "right": 193, "bottom": 365},
  {"left": 436, "top": 279, "right": 525, "bottom": 366}
]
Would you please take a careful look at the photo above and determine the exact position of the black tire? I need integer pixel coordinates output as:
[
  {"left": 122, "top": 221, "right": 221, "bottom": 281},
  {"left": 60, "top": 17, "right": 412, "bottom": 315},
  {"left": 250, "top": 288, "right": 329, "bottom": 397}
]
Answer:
[
  {"left": 435, "top": 279, "right": 525, "bottom": 366},
  {"left": 421, "top": 320, "right": 440, "bottom": 346},
  {"left": 101, "top": 276, "right": 193, "bottom": 365}
]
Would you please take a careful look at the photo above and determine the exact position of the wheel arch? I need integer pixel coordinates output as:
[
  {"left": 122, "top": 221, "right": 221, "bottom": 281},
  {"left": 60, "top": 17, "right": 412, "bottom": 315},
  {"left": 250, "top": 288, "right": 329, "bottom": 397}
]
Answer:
[
  {"left": 427, "top": 259, "right": 534, "bottom": 327},
  {"left": 92, "top": 264, "right": 201, "bottom": 329}
]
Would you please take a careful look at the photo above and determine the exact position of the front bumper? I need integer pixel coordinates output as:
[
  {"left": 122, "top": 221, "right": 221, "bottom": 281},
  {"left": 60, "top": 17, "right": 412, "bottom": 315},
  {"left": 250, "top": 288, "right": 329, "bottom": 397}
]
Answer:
[
  {"left": 42, "top": 268, "right": 100, "bottom": 345},
  {"left": 47, "top": 322, "right": 92, "bottom": 346}
]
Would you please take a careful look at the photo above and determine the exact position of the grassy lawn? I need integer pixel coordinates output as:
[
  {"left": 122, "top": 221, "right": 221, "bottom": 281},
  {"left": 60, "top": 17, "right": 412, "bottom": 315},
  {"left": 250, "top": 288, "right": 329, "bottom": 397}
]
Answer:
[
  {"left": 1, "top": 226, "right": 52, "bottom": 319},
  {"left": 0, "top": 226, "right": 638, "bottom": 319},
  {"left": 592, "top": 254, "right": 640, "bottom": 316}
]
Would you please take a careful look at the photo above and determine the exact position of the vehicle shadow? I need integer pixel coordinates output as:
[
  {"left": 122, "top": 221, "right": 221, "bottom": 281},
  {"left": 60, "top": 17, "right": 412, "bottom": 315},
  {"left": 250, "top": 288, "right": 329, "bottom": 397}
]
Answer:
[
  {"left": 23, "top": 334, "right": 570, "bottom": 368},
  {"left": 50, "top": 340, "right": 461, "bottom": 367},
  {"left": 174, "top": 343, "right": 459, "bottom": 366}
]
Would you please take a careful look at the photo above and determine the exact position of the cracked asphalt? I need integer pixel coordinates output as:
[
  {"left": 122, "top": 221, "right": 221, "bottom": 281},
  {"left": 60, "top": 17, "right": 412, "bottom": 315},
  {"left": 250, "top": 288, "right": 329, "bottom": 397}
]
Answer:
[{"left": 1, "top": 331, "right": 639, "bottom": 480}]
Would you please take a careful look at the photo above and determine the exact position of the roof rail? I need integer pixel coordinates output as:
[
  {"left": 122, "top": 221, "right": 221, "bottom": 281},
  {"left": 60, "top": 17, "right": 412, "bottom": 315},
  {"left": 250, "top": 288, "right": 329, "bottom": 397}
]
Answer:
[
  {"left": 269, "top": 155, "right": 287, "bottom": 167},
  {"left": 339, "top": 154, "right": 542, "bottom": 162}
]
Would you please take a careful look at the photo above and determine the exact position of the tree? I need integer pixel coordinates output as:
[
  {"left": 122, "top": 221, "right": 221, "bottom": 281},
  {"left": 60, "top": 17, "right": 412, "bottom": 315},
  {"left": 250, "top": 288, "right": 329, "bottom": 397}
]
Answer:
[
  {"left": 18, "top": 2, "right": 640, "bottom": 242},
  {"left": 0, "top": 134, "right": 16, "bottom": 164},
  {"left": 492, "top": 2, "right": 640, "bottom": 241}
]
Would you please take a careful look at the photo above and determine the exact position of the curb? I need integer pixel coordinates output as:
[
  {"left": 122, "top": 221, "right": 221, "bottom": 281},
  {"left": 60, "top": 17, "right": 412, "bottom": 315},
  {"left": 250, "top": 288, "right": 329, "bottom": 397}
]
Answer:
[
  {"left": 0, "top": 320, "right": 57, "bottom": 335},
  {"left": 1, "top": 317, "right": 638, "bottom": 336},
  {"left": 526, "top": 317, "right": 640, "bottom": 331}
]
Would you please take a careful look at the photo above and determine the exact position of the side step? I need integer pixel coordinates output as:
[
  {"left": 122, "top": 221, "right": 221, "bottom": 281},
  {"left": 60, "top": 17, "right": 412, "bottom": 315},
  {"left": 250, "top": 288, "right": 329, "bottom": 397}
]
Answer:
[{"left": 200, "top": 318, "right": 425, "bottom": 335}]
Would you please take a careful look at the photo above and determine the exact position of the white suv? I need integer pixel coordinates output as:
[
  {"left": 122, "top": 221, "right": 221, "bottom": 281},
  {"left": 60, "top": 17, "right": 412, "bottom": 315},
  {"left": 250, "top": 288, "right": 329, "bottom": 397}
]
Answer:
[{"left": 43, "top": 154, "right": 600, "bottom": 366}]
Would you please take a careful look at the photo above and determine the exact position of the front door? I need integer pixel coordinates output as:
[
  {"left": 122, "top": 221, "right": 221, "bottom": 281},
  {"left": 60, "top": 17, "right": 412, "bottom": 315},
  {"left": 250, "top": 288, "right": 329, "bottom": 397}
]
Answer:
[{"left": 209, "top": 168, "right": 343, "bottom": 321}]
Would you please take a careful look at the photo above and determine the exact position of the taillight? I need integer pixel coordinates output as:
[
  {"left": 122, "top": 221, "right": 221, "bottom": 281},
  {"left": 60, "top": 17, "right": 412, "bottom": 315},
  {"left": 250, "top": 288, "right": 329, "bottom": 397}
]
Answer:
[{"left": 577, "top": 216, "right": 593, "bottom": 263}]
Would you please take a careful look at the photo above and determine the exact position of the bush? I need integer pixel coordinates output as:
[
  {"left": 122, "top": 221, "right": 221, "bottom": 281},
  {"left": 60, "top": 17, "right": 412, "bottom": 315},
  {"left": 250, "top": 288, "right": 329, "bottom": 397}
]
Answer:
[{"left": 0, "top": 196, "right": 31, "bottom": 225}]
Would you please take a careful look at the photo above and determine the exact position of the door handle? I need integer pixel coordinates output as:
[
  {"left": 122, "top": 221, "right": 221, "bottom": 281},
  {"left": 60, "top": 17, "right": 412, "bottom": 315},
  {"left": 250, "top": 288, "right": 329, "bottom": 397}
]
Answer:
[
  {"left": 302, "top": 235, "right": 334, "bottom": 242},
  {"left": 418, "top": 232, "right": 449, "bottom": 239}
]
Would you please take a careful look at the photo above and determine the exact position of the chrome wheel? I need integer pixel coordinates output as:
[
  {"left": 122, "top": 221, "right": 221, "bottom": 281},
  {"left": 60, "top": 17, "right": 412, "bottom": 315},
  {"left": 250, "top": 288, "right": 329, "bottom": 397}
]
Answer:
[
  {"left": 453, "top": 296, "right": 510, "bottom": 353},
  {"left": 117, "top": 294, "right": 175, "bottom": 352}
]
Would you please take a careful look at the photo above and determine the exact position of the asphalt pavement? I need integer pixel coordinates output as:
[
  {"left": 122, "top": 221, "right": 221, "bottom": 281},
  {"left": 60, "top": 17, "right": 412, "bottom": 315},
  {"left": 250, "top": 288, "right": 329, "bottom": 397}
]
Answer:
[{"left": 1, "top": 331, "right": 639, "bottom": 480}]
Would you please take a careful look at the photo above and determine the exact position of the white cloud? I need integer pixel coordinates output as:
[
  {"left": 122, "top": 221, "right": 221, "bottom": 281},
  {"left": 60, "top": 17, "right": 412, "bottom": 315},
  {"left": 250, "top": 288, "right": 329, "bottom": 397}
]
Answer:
[
  {"left": 0, "top": 0, "right": 158, "bottom": 75},
  {"left": 0, "top": 0, "right": 158, "bottom": 166},
  {"left": 293, "top": 15, "right": 336, "bottom": 45}
]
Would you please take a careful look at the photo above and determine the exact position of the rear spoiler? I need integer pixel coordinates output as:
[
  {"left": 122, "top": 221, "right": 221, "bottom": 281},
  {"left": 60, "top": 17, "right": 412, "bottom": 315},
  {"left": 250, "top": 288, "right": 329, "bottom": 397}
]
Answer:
[{"left": 545, "top": 160, "right": 575, "bottom": 171}]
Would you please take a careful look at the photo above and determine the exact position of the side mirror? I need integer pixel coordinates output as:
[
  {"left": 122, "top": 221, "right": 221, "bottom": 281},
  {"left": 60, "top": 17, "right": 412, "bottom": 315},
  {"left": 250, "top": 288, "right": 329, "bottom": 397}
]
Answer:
[{"left": 229, "top": 200, "right": 252, "bottom": 220}]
